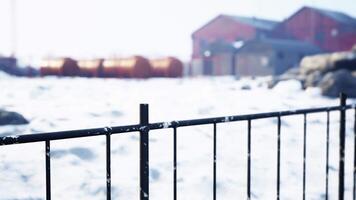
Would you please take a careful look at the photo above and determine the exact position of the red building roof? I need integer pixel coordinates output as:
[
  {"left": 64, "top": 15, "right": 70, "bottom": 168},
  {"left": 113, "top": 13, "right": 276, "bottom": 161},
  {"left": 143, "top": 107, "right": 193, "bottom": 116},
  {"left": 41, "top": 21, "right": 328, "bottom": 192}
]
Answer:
[
  {"left": 192, "top": 15, "right": 279, "bottom": 59},
  {"left": 272, "top": 6, "right": 356, "bottom": 52}
]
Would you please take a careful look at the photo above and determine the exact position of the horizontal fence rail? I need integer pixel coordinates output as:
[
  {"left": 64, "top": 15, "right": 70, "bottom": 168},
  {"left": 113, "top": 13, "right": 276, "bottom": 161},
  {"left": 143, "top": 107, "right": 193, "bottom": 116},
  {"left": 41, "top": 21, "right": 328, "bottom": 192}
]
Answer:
[
  {"left": 1, "top": 105, "right": 354, "bottom": 146},
  {"left": 0, "top": 94, "right": 355, "bottom": 200}
]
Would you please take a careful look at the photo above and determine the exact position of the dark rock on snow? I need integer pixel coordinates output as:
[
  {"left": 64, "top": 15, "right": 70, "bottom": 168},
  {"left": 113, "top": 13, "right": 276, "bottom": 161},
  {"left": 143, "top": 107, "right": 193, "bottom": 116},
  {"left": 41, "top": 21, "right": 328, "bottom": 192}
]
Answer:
[
  {"left": 241, "top": 85, "right": 251, "bottom": 90},
  {"left": 319, "top": 69, "right": 356, "bottom": 98},
  {"left": 0, "top": 110, "right": 29, "bottom": 126}
]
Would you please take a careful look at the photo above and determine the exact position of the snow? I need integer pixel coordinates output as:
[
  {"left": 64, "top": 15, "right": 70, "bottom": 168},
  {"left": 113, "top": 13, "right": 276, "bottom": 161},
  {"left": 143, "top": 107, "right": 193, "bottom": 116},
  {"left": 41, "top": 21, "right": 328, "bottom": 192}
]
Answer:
[
  {"left": 162, "top": 122, "right": 172, "bottom": 128},
  {"left": 0, "top": 76, "right": 355, "bottom": 199},
  {"left": 273, "top": 79, "right": 303, "bottom": 92},
  {"left": 0, "top": 71, "right": 12, "bottom": 79}
]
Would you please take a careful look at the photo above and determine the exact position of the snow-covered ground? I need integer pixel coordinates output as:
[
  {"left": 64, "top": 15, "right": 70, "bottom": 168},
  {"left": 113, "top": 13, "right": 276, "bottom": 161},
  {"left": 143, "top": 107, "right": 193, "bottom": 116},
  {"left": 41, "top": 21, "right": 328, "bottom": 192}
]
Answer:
[{"left": 0, "top": 75, "right": 355, "bottom": 200}]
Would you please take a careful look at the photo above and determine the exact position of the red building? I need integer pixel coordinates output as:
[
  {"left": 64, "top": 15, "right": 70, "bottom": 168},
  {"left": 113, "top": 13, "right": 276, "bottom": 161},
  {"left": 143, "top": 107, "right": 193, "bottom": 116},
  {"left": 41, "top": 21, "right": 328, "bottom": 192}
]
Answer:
[
  {"left": 191, "top": 7, "right": 356, "bottom": 76},
  {"left": 191, "top": 15, "right": 279, "bottom": 75},
  {"left": 273, "top": 6, "right": 356, "bottom": 52}
]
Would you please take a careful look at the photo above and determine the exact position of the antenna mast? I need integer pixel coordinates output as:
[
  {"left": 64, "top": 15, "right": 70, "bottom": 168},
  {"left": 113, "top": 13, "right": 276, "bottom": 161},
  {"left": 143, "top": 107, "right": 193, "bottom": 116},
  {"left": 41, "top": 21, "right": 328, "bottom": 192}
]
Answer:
[{"left": 10, "top": 0, "right": 17, "bottom": 57}]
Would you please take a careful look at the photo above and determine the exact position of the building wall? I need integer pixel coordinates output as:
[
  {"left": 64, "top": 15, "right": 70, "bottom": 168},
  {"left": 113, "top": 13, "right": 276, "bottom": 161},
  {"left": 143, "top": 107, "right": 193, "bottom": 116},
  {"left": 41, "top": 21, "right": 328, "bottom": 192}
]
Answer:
[
  {"left": 192, "top": 16, "right": 257, "bottom": 59},
  {"left": 235, "top": 43, "right": 315, "bottom": 77},
  {"left": 273, "top": 51, "right": 302, "bottom": 75},
  {"left": 190, "top": 59, "right": 204, "bottom": 76},
  {"left": 212, "top": 53, "right": 234, "bottom": 75},
  {"left": 235, "top": 50, "right": 274, "bottom": 77},
  {"left": 273, "top": 7, "right": 356, "bottom": 52}
]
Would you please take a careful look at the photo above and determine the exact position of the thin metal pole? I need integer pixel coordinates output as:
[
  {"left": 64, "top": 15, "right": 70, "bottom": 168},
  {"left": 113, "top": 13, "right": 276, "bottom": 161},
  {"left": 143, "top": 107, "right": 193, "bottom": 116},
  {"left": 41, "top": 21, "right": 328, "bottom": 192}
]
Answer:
[
  {"left": 213, "top": 123, "right": 217, "bottom": 200},
  {"left": 353, "top": 108, "right": 356, "bottom": 200},
  {"left": 173, "top": 127, "right": 177, "bottom": 200},
  {"left": 247, "top": 120, "right": 251, "bottom": 199},
  {"left": 140, "top": 104, "right": 149, "bottom": 200},
  {"left": 339, "top": 93, "right": 346, "bottom": 200},
  {"left": 10, "top": 0, "right": 17, "bottom": 56},
  {"left": 45, "top": 140, "right": 51, "bottom": 200},
  {"left": 277, "top": 116, "right": 281, "bottom": 200},
  {"left": 106, "top": 133, "right": 111, "bottom": 200},
  {"left": 303, "top": 114, "right": 307, "bottom": 200},
  {"left": 326, "top": 111, "right": 330, "bottom": 200}
]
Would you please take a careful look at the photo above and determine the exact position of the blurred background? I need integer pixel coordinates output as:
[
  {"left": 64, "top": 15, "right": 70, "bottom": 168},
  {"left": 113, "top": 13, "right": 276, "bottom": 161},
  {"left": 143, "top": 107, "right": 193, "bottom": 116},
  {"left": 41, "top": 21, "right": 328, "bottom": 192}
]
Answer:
[{"left": 0, "top": 0, "right": 355, "bottom": 77}]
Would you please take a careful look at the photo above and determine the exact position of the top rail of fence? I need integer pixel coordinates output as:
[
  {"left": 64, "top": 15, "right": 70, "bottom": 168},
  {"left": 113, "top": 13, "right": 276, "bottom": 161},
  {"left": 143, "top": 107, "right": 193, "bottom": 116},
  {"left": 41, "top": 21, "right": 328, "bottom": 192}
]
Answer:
[{"left": 1, "top": 104, "right": 355, "bottom": 146}]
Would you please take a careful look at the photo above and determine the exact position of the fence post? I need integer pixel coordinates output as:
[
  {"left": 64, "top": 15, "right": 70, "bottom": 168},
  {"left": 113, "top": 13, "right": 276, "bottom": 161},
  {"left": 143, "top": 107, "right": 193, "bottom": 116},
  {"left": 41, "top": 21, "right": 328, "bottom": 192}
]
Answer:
[
  {"left": 353, "top": 107, "right": 356, "bottom": 200},
  {"left": 140, "top": 104, "right": 149, "bottom": 200},
  {"left": 45, "top": 140, "right": 51, "bottom": 200},
  {"left": 339, "top": 93, "right": 347, "bottom": 200}
]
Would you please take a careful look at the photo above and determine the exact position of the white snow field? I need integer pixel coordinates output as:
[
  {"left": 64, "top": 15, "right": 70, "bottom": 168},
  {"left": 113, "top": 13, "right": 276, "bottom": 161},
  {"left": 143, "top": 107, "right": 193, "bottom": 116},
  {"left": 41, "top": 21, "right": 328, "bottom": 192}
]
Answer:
[{"left": 0, "top": 75, "right": 355, "bottom": 200}]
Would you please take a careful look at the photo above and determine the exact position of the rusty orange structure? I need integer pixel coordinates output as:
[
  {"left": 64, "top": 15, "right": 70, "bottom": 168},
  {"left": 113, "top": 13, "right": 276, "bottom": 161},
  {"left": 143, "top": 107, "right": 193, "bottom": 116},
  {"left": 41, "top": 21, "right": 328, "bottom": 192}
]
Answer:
[
  {"left": 102, "top": 56, "right": 151, "bottom": 78},
  {"left": 40, "top": 58, "right": 80, "bottom": 77},
  {"left": 150, "top": 57, "right": 183, "bottom": 77},
  {"left": 77, "top": 59, "right": 103, "bottom": 77}
]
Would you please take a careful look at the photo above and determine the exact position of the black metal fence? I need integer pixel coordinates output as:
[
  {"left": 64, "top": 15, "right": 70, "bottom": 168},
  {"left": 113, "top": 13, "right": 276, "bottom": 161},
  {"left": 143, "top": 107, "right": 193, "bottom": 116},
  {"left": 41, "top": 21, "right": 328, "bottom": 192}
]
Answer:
[{"left": 1, "top": 93, "right": 356, "bottom": 200}]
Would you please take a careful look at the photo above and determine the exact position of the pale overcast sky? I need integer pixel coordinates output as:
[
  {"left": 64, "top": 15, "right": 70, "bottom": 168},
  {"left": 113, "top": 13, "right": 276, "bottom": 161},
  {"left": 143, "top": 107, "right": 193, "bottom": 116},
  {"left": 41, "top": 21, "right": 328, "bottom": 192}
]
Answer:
[{"left": 0, "top": 0, "right": 355, "bottom": 64}]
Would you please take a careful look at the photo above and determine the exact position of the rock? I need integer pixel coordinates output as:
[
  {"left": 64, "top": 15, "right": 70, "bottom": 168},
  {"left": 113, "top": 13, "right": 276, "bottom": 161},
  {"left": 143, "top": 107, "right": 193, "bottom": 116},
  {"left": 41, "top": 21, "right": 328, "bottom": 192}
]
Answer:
[
  {"left": 241, "top": 84, "right": 251, "bottom": 90},
  {"left": 304, "top": 70, "right": 323, "bottom": 88},
  {"left": 0, "top": 110, "right": 29, "bottom": 126},
  {"left": 319, "top": 69, "right": 356, "bottom": 98},
  {"left": 300, "top": 53, "right": 331, "bottom": 75},
  {"left": 333, "top": 55, "right": 356, "bottom": 71},
  {"left": 267, "top": 68, "right": 304, "bottom": 89},
  {"left": 300, "top": 51, "right": 356, "bottom": 75}
]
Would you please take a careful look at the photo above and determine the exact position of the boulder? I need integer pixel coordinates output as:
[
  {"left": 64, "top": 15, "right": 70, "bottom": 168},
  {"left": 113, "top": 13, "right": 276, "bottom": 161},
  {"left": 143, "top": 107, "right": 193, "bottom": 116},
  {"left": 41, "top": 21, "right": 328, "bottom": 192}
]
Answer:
[
  {"left": 333, "top": 55, "right": 356, "bottom": 71},
  {"left": 299, "top": 51, "right": 356, "bottom": 75},
  {"left": 319, "top": 69, "right": 356, "bottom": 98},
  {"left": 0, "top": 110, "right": 29, "bottom": 126},
  {"left": 240, "top": 84, "right": 251, "bottom": 90},
  {"left": 299, "top": 53, "right": 331, "bottom": 75},
  {"left": 304, "top": 70, "right": 323, "bottom": 88},
  {"left": 267, "top": 67, "right": 303, "bottom": 89}
]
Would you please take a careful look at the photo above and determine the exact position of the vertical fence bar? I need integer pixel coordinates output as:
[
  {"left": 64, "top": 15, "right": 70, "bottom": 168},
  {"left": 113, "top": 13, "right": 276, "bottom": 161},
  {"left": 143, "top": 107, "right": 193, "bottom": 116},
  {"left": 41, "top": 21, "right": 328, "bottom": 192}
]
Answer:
[
  {"left": 106, "top": 133, "right": 111, "bottom": 200},
  {"left": 303, "top": 114, "right": 307, "bottom": 200},
  {"left": 213, "top": 123, "right": 217, "bottom": 200},
  {"left": 45, "top": 140, "right": 51, "bottom": 200},
  {"left": 247, "top": 120, "right": 251, "bottom": 199},
  {"left": 339, "top": 93, "right": 346, "bottom": 200},
  {"left": 277, "top": 116, "right": 281, "bottom": 200},
  {"left": 173, "top": 127, "right": 177, "bottom": 200},
  {"left": 354, "top": 107, "right": 356, "bottom": 200},
  {"left": 326, "top": 111, "right": 330, "bottom": 200},
  {"left": 140, "top": 104, "right": 149, "bottom": 200}
]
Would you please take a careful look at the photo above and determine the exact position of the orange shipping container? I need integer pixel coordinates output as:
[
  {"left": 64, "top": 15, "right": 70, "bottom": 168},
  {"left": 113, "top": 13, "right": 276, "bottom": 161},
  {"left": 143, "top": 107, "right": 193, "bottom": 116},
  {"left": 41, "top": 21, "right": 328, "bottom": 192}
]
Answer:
[
  {"left": 77, "top": 59, "right": 103, "bottom": 77},
  {"left": 150, "top": 57, "right": 183, "bottom": 77},
  {"left": 40, "top": 58, "right": 79, "bottom": 77},
  {"left": 102, "top": 56, "right": 151, "bottom": 78}
]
